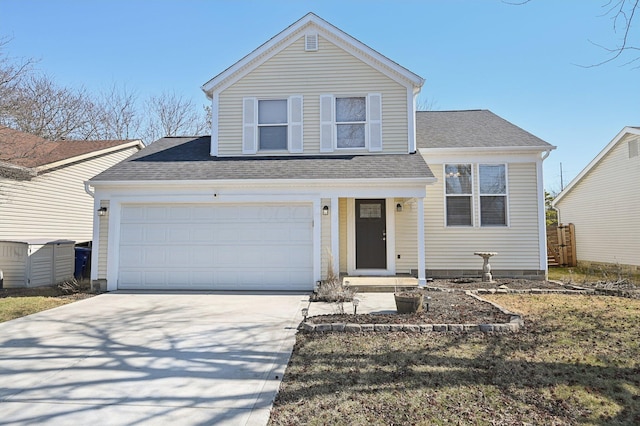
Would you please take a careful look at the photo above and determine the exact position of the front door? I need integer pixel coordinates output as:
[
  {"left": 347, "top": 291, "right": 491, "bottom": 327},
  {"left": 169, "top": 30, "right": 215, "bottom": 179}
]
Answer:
[{"left": 355, "top": 199, "right": 387, "bottom": 269}]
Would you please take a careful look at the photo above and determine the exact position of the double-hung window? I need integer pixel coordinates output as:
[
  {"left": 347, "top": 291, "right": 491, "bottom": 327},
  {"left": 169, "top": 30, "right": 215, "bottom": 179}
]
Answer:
[
  {"left": 258, "top": 99, "right": 288, "bottom": 150},
  {"left": 445, "top": 164, "right": 473, "bottom": 226},
  {"left": 444, "top": 163, "right": 508, "bottom": 227},
  {"left": 479, "top": 164, "right": 507, "bottom": 226},
  {"left": 242, "top": 96, "right": 303, "bottom": 154},
  {"left": 319, "top": 93, "right": 382, "bottom": 152},
  {"left": 336, "top": 97, "right": 366, "bottom": 148}
]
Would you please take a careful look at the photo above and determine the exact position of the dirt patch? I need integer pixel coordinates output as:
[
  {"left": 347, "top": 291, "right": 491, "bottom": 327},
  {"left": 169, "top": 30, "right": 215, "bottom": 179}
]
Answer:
[
  {"left": 309, "top": 291, "right": 512, "bottom": 325},
  {"left": 431, "top": 277, "right": 565, "bottom": 290}
]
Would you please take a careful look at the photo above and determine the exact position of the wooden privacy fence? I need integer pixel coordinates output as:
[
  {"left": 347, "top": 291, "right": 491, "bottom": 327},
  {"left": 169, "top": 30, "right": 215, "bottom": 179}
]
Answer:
[{"left": 547, "top": 223, "right": 576, "bottom": 267}]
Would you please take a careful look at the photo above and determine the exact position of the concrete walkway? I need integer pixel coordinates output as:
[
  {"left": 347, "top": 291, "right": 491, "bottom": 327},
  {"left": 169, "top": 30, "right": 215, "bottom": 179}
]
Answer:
[{"left": 0, "top": 292, "right": 307, "bottom": 426}]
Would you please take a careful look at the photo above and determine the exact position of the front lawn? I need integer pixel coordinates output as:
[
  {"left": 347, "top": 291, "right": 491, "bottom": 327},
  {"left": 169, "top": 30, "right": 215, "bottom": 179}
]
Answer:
[
  {"left": 0, "top": 280, "right": 95, "bottom": 323},
  {"left": 270, "top": 295, "right": 640, "bottom": 425}
]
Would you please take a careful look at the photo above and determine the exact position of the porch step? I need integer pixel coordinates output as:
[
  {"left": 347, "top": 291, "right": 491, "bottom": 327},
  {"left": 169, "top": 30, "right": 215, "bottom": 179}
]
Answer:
[
  {"left": 343, "top": 276, "right": 419, "bottom": 293},
  {"left": 547, "top": 255, "right": 559, "bottom": 267}
]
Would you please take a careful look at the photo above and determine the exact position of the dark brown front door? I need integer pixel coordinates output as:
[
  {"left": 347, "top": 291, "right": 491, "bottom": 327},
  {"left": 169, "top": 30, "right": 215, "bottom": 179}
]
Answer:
[{"left": 355, "top": 199, "right": 387, "bottom": 269}]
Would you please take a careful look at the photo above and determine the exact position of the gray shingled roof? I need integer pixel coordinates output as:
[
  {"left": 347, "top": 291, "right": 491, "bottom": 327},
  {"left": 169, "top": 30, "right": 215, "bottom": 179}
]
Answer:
[
  {"left": 90, "top": 136, "right": 434, "bottom": 182},
  {"left": 416, "top": 110, "right": 553, "bottom": 149}
]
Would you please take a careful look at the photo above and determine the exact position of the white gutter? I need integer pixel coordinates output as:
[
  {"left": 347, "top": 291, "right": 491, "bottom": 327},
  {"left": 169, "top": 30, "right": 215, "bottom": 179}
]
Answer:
[{"left": 84, "top": 181, "right": 94, "bottom": 197}]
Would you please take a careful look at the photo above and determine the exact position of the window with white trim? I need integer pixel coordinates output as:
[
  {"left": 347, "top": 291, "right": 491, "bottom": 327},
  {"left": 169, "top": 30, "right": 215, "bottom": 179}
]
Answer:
[
  {"left": 319, "top": 93, "right": 382, "bottom": 152},
  {"left": 444, "top": 163, "right": 508, "bottom": 227},
  {"left": 336, "top": 97, "right": 366, "bottom": 148},
  {"left": 242, "top": 96, "right": 303, "bottom": 154},
  {"left": 258, "top": 99, "right": 287, "bottom": 150},
  {"left": 479, "top": 164, "right": 507, "bottom": 226},
  {"left": 445, "top": 164, "right": 473, "bottom": 226}
]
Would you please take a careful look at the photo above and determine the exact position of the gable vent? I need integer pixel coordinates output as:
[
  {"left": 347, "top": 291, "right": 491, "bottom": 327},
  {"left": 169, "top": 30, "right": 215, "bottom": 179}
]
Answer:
[
  {"left": 305, "top": 34, "right": 318, "bottom": 51},
  {"left": 629, "top": 138, "right": 639, "bottom": 158}
]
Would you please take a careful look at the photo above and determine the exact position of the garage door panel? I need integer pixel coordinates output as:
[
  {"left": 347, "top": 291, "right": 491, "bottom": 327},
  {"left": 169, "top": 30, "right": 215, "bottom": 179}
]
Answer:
[{"left": 118, "top": 203, "right": 313, "bottom": 291}]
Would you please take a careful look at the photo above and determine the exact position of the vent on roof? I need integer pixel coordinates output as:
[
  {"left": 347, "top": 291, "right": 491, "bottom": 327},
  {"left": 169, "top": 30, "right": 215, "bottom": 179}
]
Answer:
[
  {"left": 305, "top": 33, "right": 318, "bottom": 51},
  {"left": 629, "top": 138, "right": 639, "bottom": 158}
]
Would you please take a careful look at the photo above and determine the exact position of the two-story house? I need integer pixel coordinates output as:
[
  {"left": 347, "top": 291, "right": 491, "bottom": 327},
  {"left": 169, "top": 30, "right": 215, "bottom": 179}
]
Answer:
[{"left": 88, "top": 13, "right": 555, "bottom": 292}]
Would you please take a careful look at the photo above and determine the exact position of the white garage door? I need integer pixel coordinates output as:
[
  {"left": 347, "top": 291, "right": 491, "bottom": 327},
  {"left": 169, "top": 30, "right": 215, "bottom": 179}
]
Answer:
[{"left": 117, "top": 203, "right": 313, "bottom": 290}]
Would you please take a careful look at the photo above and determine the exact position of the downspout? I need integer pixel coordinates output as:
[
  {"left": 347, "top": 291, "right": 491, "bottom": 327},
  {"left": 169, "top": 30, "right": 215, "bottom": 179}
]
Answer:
[
  {"left": 84, "top": 181, "right": 94, "bottom": 197},
  {"left": 541, "top": 149, "right": 552, "bottom": 161}
]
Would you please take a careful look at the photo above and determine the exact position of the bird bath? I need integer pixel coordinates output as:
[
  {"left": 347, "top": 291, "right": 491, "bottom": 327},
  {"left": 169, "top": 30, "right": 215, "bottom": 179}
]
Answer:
[{"left": 474, "top": 252, "right": 498, "bottom": 282}]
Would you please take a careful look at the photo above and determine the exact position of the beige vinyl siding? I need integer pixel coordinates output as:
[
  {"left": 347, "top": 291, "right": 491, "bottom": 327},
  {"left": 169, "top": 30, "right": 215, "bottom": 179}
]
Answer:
[
  {"left": 421, "top": 162, "right": 541, "bottom": 270},
  {"left": 556, "top": 134, "right": 640, "bottom": 267},
  {"left": 339, "top": 198, "right": 347, "bottom": 273},
  {"left": 394, "top": 198, "right": 418, "bottom": 274},
  {"left": 97, "top": 199, "right": 110, "bottom": 279},
  {"left": 0, "top": 147, "right": 138, "bottom": 243},
  {"left": 218, "top": 35, "right": 408, "bottom": 155}
]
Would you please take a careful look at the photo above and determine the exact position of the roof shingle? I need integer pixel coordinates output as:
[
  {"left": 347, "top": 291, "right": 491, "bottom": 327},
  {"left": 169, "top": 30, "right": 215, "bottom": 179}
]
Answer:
[
  {"left": 0, "top": 126, "right": 138, "bottom": 168},
  {"left": 90, "top": 136, "right": 434, "bottom": 182},
  {"left": 416, "top": 110, "right": 553, "bottom": 149}
]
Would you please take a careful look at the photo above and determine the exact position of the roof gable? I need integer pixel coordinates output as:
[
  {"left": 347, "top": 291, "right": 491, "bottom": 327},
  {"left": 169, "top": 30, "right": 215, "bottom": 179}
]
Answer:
[
  {"left": 416, "top": 110, "right": 555, "bottom": 151},
  {"left": 553, "top": 126, "right": 640, "bottom": 206},
  {"left": 0, "top": 126, "right": 143, "bottom": 170},
  {"left": 201, "top": 13, "right": 424, "bottom": 97}
]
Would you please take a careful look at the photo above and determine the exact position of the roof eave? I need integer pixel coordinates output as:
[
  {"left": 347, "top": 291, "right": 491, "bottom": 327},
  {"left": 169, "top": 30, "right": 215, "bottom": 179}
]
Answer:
[
  {"left": 36, "top": 140, "right": 144, "bottom": 172},
  {"left": 201, "top": 12, "right": 424, "bottom": 98},
  {"left": 419, "top": 145, "right": 556, "bottom": 154},
  {"left": 553, "top": 126, "right": 640, "bottom": 206}
]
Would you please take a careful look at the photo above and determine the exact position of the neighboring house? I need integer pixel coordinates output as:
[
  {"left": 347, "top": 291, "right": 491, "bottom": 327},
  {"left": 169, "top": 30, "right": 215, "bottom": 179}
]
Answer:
[
  {"left": 552, "top": 127, "right": 640, "bottom": 270},
  {"left": 88, "top": 13, "right": 555, "bottom": 292},
  {"left": 0, "top": 126, "right": 143, "bottom": 244}
]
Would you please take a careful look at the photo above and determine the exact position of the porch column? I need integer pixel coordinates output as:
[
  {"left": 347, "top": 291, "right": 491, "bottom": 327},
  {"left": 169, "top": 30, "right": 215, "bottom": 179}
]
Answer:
[
  {"left": 331, "top": 196, "right": 340, "bottom": 276},
  {"left": 417, "top": 197, "right": 426, "bottom": 287}
]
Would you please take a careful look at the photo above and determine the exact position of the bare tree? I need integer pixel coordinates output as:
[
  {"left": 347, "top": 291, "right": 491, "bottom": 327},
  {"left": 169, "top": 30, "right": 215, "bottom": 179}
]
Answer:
[
  {"left": 588, "top": 0, "right": 640, "bottom": 68},
  {"left": 144, "top": 91, "right": 208, "bottom": 142},
  {"left": 5, "top": 74, "right": 98, "bottom": 140},
  {"left": 506, "top": 0, "right": 639, "bottom": 68},
  {"left": 93, "top": 83, "right": 142, "bottom": 140},
  {"left": 0, "top": 37, "right": 35, "bottom": 119}
]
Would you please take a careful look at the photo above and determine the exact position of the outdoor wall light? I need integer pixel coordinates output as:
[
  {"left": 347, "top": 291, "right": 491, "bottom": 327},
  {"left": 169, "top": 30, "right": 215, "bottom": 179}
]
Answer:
[
  {"left": 396, "top": 203, "right": 403, "bottom": 212},
  {"left": 322, "top": 205, "right": 329, "bottom": 215},
  {"left": 97, "top": 207, "right": 108, "bottom": 216}
]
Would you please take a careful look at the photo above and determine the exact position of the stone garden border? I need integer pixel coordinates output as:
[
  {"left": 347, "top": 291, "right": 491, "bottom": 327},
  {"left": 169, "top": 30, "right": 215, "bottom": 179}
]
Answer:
[
  {"left": 300, "top": 290, "right": 523, "bottom": 334},
  {"left": 300, "top": 283, "right": 639, "bottom": 334}
]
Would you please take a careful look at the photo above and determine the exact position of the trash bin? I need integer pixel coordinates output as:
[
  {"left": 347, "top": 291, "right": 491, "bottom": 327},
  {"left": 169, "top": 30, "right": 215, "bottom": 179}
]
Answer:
[{"left": 74, "top": 247, "right": 91, "bottom": 279}]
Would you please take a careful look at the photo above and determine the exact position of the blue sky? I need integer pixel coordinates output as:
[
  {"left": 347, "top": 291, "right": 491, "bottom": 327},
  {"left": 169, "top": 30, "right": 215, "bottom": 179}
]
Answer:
[{"left": 1, "top": 0, "right": 638, "bottom": 192}]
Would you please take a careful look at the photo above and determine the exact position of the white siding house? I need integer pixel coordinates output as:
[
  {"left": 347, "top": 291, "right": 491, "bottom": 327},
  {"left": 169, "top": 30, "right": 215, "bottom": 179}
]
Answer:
[
  {"left": 553, "top": 127, "right": 640, "bottom": 269},
  {"left": 89, "top": 13, "right": 555, "bottom": 292},
  {"left": 0, "top": 126, "right": 143, "bottom": 244}
]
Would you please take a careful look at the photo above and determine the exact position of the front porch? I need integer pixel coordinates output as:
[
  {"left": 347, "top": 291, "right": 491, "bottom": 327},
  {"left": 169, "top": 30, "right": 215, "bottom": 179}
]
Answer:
[
  {"left": 320, "top": 196, "right": 427, "bottom": 287},
  {"left": 342, "top": 275, "right": 420, "bottom": 293}
]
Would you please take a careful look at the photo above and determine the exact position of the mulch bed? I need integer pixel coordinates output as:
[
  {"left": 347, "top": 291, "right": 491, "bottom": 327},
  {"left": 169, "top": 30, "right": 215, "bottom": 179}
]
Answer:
[
  {"left": 309, "top": 291, "right": 512, "bottom": 325},
  {"left": 0, "top": 286, "right": 95, "bottom": 300},
  {"left": 308, "top": 278, "right": 568, "bottom": 325}
]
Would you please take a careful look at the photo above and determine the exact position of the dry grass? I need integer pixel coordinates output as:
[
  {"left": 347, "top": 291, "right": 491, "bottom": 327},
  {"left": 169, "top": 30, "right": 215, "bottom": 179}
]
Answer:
[
  {"left": 270, "top": 294, "right": 640, "bottom": 425},
  {"left": 549, "top": 266, "right": 640, "bottom": 286},
  {"left": 0, "top": 279, "right": 95, "bottom": 323}
]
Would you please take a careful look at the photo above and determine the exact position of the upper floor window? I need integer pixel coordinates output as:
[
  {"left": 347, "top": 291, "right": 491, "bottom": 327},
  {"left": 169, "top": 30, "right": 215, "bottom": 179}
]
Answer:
[
  {"left": 320, "top": 93, "right": 382, "bottom": 153},
  {"left": 444, "top": 163, "right": 508, "bottom": 227},
  {"left": 243, "top": 96, "right": 303, "bottom": 154},
  {"left": 258, "top": 99, "right": 288, "bottom": 150},
  {"left": 336, "top": 97, "right": 366, "bottom": 148}
]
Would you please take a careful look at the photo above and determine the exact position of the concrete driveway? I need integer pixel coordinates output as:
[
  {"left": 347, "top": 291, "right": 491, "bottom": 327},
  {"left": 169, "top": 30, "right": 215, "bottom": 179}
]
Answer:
[{"left": 0, "top": 292, "right": 308, "bottom": 425}]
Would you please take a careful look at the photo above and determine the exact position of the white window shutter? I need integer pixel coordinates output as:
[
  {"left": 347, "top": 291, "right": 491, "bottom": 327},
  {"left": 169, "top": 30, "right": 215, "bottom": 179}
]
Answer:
[
  {"left": 320, "top": 95, "right": 334, "bottom": 153},
  {"left": 242, "top": 97, "right": 257, "bottom": 154},
  {"left": 288, "top": 95, "right": 303, "bottom": 153},
  {"left": 368, "top": 93, "right": 382, "bottom": 152}
]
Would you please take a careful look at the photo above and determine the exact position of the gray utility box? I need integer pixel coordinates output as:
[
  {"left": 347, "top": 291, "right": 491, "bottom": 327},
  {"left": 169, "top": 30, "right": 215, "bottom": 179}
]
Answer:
[{"left": 0, "top": 239, "right": 75, "bottom": 288}]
